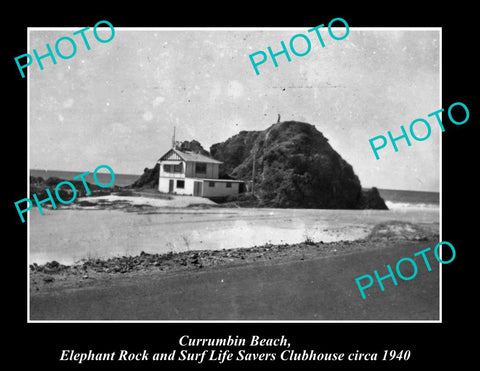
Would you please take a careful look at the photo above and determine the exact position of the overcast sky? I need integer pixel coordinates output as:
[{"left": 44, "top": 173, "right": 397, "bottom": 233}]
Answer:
[{"left": 29, "top": 27, "right": 440, "bottom": 191}]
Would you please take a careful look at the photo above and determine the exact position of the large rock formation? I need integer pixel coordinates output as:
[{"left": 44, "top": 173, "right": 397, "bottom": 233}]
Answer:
[
  {"left": 131, "top": 163, "right": 160, "bottom": 189},
  {"left": 210, "top": 121, "right": 387, "bottom": 209},
  {"left": 132, "top": 121, "right": 387, "bottom": 209},
  {"left": 210, "top": 130, "right": 262, "bottom": 179}
]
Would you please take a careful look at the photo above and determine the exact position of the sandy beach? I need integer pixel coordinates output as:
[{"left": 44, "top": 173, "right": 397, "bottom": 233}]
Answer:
[{"left": 29, "top": 194, "right": 439, "bottom": 265}]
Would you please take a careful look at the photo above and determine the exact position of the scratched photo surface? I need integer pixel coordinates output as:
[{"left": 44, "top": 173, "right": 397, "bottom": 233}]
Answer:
[{"left": 28, "top": 28, "right": 440, "bottom": 321}]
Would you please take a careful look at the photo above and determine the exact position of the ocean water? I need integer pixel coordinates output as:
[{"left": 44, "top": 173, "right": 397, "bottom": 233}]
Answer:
[
  {"left": 30, "top": 169, "right": 141, "bottom": 187},
  {"left": 377, "top": 189, "right": 439, "bottom": 210},
  {"left": 30, "top": 169, "right": 439, "bottom": 209}
]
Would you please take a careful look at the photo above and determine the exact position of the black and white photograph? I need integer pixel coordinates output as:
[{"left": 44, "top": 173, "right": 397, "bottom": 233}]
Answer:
[
  {"left": 7, "top": 5, "right": 474, "bottom": 370},
  {"left": 26, "top": 26, "right": 441, "bottom": 321}
]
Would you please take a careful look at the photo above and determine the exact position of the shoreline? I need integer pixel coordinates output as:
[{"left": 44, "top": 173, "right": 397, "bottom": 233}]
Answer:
[
  {"left": 30, "top": 236, "right": 441, "bottom": 320},
  {"left": 30, "top": 220, "right": 439, "bottom": 293},
  {"left": 29, "top": 191, "right": 439, "bottom": 266}
]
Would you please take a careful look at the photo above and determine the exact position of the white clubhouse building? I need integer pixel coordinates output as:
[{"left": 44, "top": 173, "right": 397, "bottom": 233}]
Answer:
[{"left": 158, "top": 147, "right": 243, "bottom": 198}]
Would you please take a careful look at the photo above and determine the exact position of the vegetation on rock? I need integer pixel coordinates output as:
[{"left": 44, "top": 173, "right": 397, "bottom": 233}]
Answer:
[{"left": 132, "top": 121, "right": 388, "bottom": 209}]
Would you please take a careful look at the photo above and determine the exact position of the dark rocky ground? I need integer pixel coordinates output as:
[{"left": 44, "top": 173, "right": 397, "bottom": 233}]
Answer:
[
  {"left": 30, "top": 221, "right": 439, "bottom": 293},
  {"left": 29, "top": 221, "right": 441, "bottom": 320}
]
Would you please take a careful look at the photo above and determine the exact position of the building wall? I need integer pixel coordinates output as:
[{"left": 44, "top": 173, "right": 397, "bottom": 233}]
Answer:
[
  {"left": 159, "top": 177, "right": 241, "bottom": 198},
  {"left": 207, "top": 163, "right": 219, "bottom": 179},
  {"left": 159, "top": 177, "right": 197, "bottom": 195},
  {"left": 202, "top": 180, "right": 241, "bottom": 198},
  {"left": 159, "top": 156, "right": 236, "bottom": 197},
  {"left": 185, "top": 162, "right": 195, "bottom": 178},
  {"left": 185, "top": 162, "right": 219, "bottom": 179}
]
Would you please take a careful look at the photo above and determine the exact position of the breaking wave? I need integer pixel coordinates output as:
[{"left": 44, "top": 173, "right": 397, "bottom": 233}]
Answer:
[{"left": 385, "top": 201, "right": 439, "bottom": 210}]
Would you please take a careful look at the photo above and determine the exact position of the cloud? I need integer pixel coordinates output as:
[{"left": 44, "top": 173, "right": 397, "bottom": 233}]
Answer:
[
  {"left": 226, "top": 80, "right": 244, "bottom": 99},
  {"left": 209, "top": 82, "right": 222, "bottom": 103},
  {"left": 142, "top": 111, "right": 154, "bottom": 121},
  {"left": 63, "top": 98, "right": 74, "bottom": 108},
  {"left": 107, "top": 123, "right": 132, "bottom": 135},
  {"left": 152, "top": 96, "right": 165, "bottom": 107}
]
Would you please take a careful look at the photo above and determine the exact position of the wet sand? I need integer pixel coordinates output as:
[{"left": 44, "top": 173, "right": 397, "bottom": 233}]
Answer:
[
  {"left": 29, "top": 198, "right": 439, "bottom": 265},
  {"left": 29, "top": 197, "right": 440, "bottom": 321}
]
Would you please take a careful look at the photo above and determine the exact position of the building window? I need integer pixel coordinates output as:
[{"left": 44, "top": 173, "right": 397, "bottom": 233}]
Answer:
[
  {"left": 226, "top": 183, "right": 232, "bottom": 188},
  {"left": 163, "top": 163, "right": 183, "bottom": 173},
  {"left": 209, "top": 181, "right": 215, "bottom": 187},
  {"left": 196, "top": 163, "right": 207, "bottom": 174},
  {"left": 173, "top": 164, "right": 182, "bottom": 173},
  {"left": 176, "top": 180, "right": 185, "bottom": 189}
]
